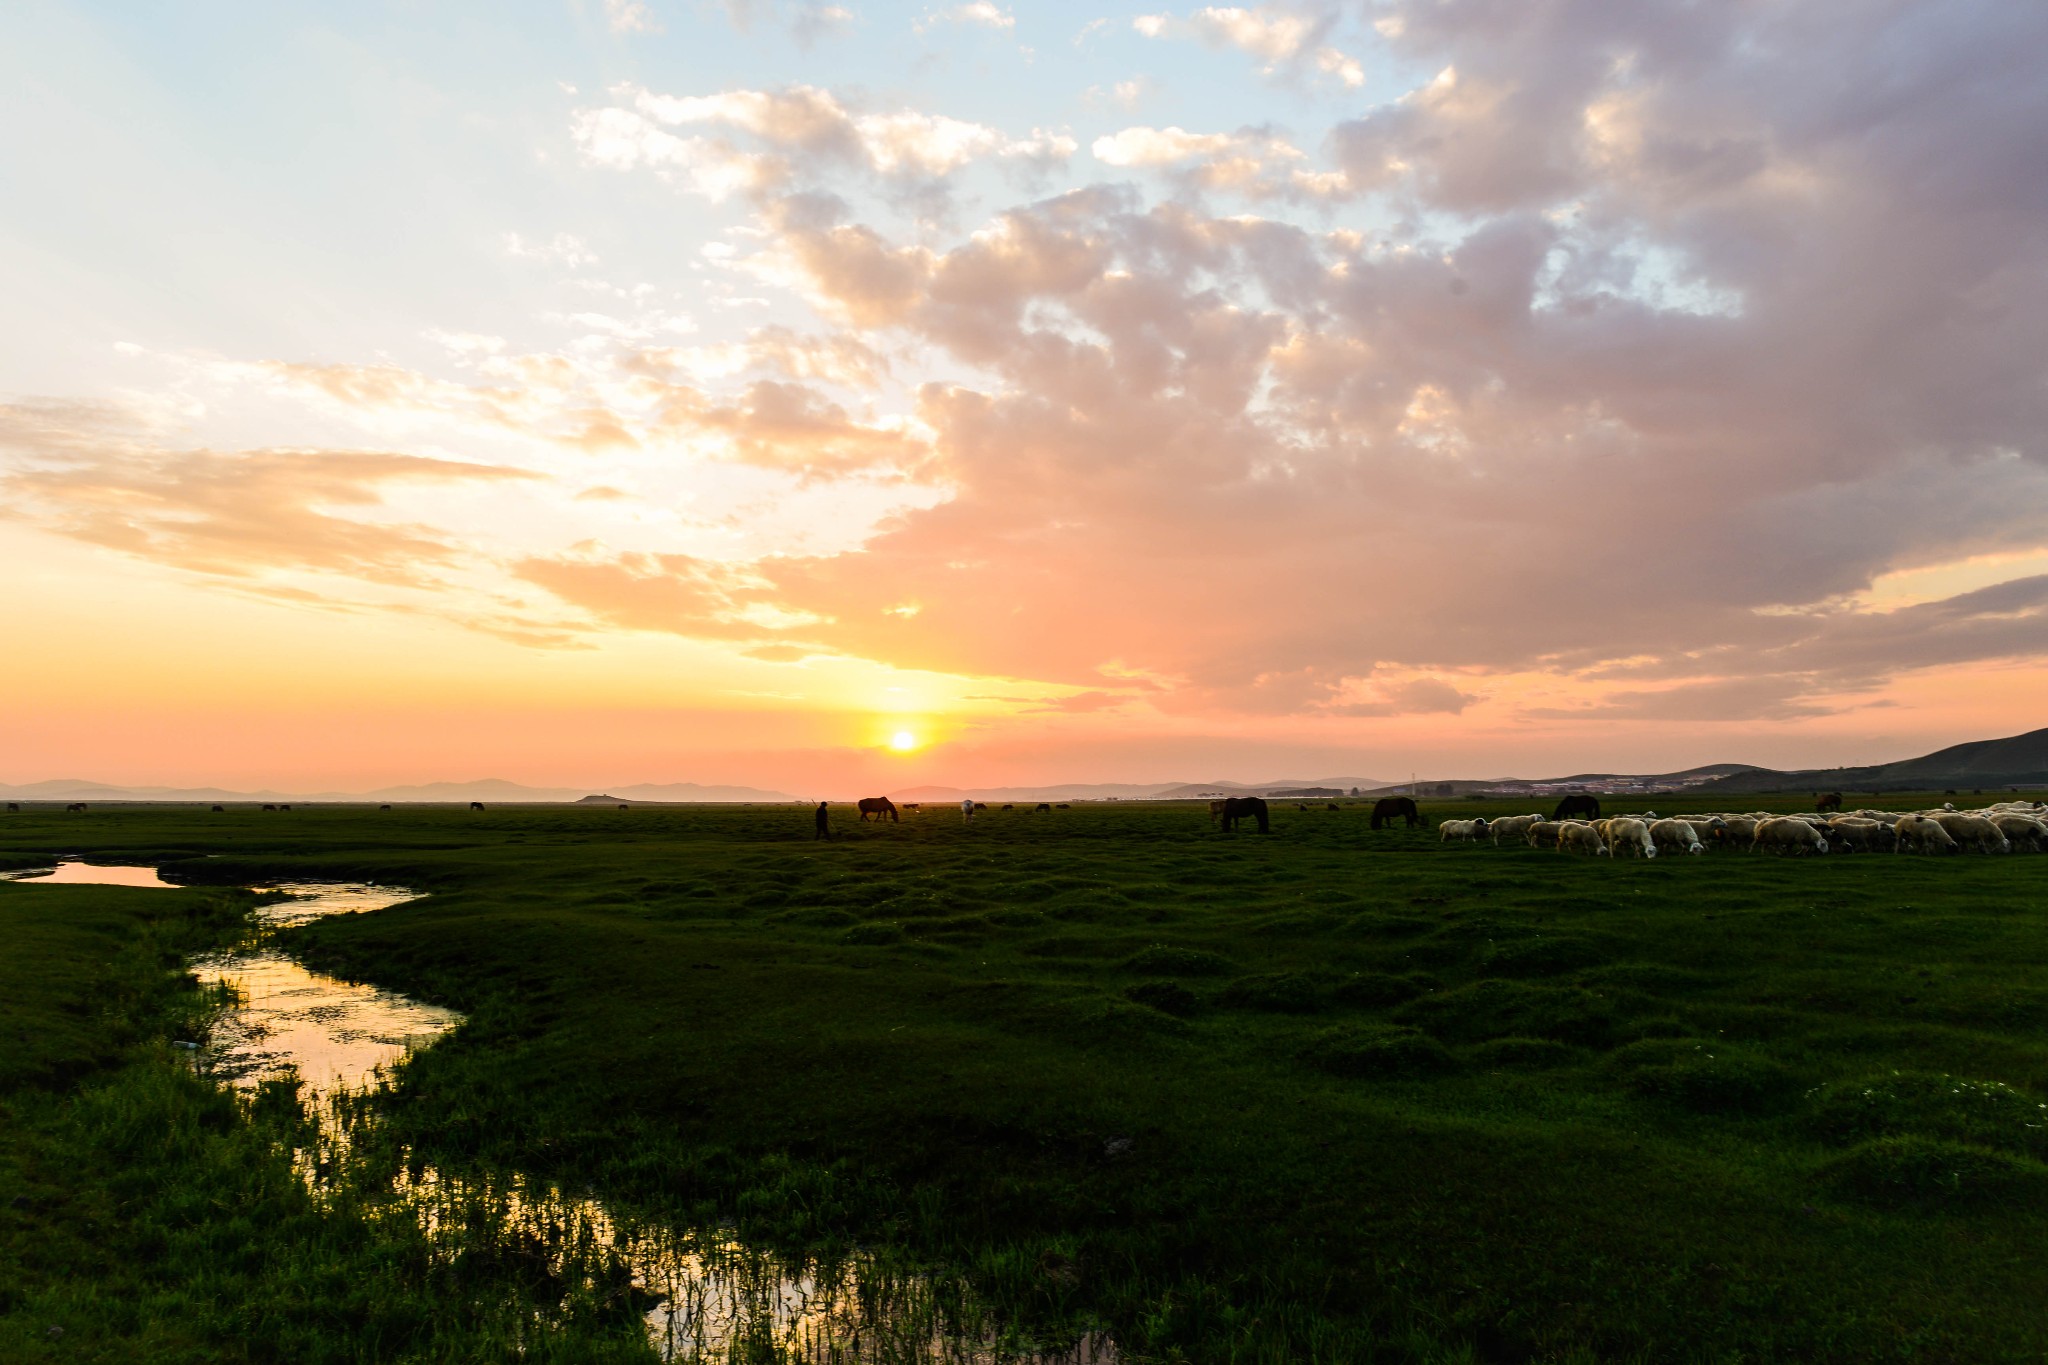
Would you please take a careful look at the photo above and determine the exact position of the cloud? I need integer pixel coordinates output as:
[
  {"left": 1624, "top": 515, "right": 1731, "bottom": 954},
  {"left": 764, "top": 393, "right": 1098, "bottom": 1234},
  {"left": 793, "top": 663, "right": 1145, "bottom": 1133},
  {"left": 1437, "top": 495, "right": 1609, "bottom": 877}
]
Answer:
[
  {"left": 1091, "top": 124, "right": 1349, "bottom": 200},
  {"left": 604, "top": 0, "right": 661, "bottom": 34},
  {"left": 502, "top": 232, "right": 600, "bottom": 268},
  {"left": 918, "top": 2, "right": 1013, "bottom": 33},
  {"left": 574, "top": 84, "right": 1073, "bottom": 203},
  {"left": 1136, "top": 6, "right": 1366, "bottom": 88},
  {"left": 0, "top": 401, "right": 538, "bottom": 587}
]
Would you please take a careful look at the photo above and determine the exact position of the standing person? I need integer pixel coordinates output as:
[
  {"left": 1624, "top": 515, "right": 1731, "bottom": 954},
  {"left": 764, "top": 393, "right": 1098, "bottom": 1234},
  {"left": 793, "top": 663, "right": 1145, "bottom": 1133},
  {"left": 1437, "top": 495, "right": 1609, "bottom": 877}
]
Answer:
[{"left": 814, "top": 801, "right": 832, "bottom": 840}]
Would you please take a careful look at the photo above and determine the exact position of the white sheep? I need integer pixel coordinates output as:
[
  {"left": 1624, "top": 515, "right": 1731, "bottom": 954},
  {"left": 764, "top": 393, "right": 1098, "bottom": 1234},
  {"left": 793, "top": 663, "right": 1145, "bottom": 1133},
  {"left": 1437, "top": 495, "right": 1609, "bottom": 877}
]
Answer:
[
  {"left": 1603, "top": 817, "right": 1658, "bottom": 859},
  {"left": 1557, "top": 821, "right": 1610, "bottom": 856},
  {"left": 1753, "top": 816, "right": 1828, "bottom": 856},
  {"left": 1893, "top": 813, "right": 1958, "bottom": 855},
  {"left": 1648, "top": 818, "right": 1705, "bottom": 855},
  {"left": 1932, "top": 811, "right": 2011, "bottom": 854}
]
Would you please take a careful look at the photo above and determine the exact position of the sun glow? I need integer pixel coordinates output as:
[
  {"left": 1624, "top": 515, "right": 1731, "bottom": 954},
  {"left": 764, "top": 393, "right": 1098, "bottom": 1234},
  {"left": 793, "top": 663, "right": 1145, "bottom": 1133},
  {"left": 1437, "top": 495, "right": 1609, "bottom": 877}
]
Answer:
[{"left": 889, "top": 730, "right": 919, "bottom": 752}]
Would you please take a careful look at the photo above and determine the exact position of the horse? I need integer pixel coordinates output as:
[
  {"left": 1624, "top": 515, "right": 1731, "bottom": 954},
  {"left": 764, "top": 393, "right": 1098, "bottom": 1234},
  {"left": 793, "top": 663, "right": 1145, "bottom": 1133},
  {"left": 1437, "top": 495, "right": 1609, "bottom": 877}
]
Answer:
[
  {"left": 1036, "top": 802, "right": 1051, "bottom": 813},
  {"left": 5, "top": 802, "right": 17, "bottom": 813},
  {"left": 1553, "top": 793, "right": 1601, "bottom": 821},
  {"left": 211, "top": 805, "right": 224, "bottom": 813},
  {"left": 67, "top": 802, "right": 87, "bottom": 812},
  {"left": 1815, "top": 791, "right": 1843, "bottom": 812},
  {"left": 1001, "top": 804, "right": 1014, "bottom": 811},
  {"left": 380, "top": 804, "right": 393, "bottom": 810},
  {"left": 858, "top": 797, "right": 899, "bottom": 823},
  {"left": 1370, "top": 796, "right": 1422, "bottom": 830},
  {"left": 262, "top": 804, "right": 277, "bottom": 811},
  {"left": 1217, "top": 796, "right": 1270, "bottom": 833},
  {"left": 1326, "top": 803, "right": 1341, "bottom": 811},
  {"left": 470, "top": 801, "right": 485, "bottom": 812},
  {"left": 617, "top": 804, "right": 628, "bottom": 810}
]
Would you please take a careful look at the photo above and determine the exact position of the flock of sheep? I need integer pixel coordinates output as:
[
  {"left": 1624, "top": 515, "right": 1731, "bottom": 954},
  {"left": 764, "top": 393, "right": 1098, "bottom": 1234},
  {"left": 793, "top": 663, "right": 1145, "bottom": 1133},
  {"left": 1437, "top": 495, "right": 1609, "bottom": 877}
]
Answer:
[{"left": 1438, "top": 801, "right": 2048, "bottom": 858}]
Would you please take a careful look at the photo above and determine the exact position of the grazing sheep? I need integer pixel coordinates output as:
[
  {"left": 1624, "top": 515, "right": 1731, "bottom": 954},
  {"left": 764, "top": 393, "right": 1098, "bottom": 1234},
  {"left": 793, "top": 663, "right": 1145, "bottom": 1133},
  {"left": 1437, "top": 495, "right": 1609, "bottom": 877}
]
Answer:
[
  {"left": 1604, "top": 817, "right": 1658, "bottom": 859},
  {"left": 1826, "top": 816, "right": 1896, "bottom": 853},
  {"left": 1525, "top": 820, "right": 1566, "bottom": 849},
  {"left": 1932, "top": 811, "right": 2011, "bottom": 854},
  {"left": 1440, "top": 817, "right": 1491, "bottom": 843},
  {"left": 1648, "top": 818, "right": 1704, "bottom": 855},
  {"left": 1989, "top": 812, "right": 2048, "bottom": 851},
  {"left": 1709, "top": 816, "right": 1759, "bottom": 850},
  {"left": 1753, "top": 817, "right": 1828, "bottom": 856},
  {"left": 1557, "top": 822, "right": 1610, "bottom": 856},
  {"left": 1893, "top": 814, "right": 1959, "bottom": 855},
  {"left": 961, "top": 799, "right": 976, "bottom": 823},
  {"left": 1487, "top": 813, "right": 1545, "bottom": 845}
]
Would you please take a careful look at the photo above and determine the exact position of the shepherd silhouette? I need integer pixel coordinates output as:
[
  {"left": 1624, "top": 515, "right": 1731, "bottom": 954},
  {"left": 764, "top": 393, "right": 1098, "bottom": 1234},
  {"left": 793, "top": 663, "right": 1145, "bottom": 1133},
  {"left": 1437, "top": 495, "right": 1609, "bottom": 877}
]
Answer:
[{"left": 814, "top": 801, "right": 833, "bottom": 840}]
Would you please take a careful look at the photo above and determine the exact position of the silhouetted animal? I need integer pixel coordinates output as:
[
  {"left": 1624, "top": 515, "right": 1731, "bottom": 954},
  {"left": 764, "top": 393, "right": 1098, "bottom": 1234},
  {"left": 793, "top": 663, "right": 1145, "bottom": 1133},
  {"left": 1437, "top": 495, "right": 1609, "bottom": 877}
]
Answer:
[
  {"left": 470, "top": 801, "right": 485, "bottom": 812},
  {"left": 1055, "top": 803, "right": 1070, "bottom": 809},
  {"left": 1815, "top": 791, "right": 1842, "bottom": 812},
  {"left": 1370, "top": 797, "right": 1422, "bottom": 830},
  {"left": 1036, "top": 803, "right": 1051, "bottom": 813},
  {"left": 262, "top": 804, "right": 277, "bottom": 811},
  {"left": 211, "top": 805, "right": 224, "bottom": 813},
  {"left": 975, "top": 802, "right": 989, "bottom": 811},
  {"left": 903, "top": 803, "right": 921, "bottom": 812},
  {"left": 858, "top": 797, "right": 899, "bottom": 823},
  {"left": 961, "top": 799, "right": 976, "bottom": 822},
  {"left": 279, "top": 805, "right": 292, "bottom": 811},
  {"left": 5, "top": 803, "right": 17, "bottom": 813},
  {"left": 1001, "top": 804, "right": 1014, "bottom": 811},
  {"left": 814, "top": 801, "right": 832, "bottom": 840},
  {"left": 380, "top": 804, "right": 392, "bottom": 810},
  {"left": 1327, "top": 803, "right": 1341, "bottom": 811},
  {"left": 617, "top": 804, "right": 628, "bottom": 810},
  {"left": 1553, "top": 794, "right": 1601, "bottom": 821},
  {"left": 65, "top": 802, "right": 86, "bottom": 812},
  {"left": 1217, "top": 796, "right": 1270, "bottom": 833}
]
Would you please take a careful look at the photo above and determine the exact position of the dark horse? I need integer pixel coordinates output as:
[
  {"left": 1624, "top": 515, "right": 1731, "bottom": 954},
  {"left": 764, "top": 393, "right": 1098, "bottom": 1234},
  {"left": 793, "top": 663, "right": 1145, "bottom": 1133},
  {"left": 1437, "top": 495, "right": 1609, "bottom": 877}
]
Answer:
[
  {"left": 1553, "top": 793, "right": 1601, "bottom": 821},
  {"left": 1218, "top": 796, "right": 1270, "bottom": 833},
  {"left": 1815, "top": 791, "right": 1843, "bottom": 812},
  {"left": 1370, "top": 796, "right": 1423, "bottom": 830},
  {"left": 470, "top": 801, "right": 485, "bottom": 811},
  {"left": 857, "top": 796, "right": 899, "bottom": 823}
]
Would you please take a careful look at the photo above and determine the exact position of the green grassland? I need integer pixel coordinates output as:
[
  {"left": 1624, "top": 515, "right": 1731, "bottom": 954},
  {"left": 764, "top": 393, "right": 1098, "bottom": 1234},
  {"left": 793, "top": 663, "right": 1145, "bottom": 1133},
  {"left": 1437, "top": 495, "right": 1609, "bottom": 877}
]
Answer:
[{"left": 3, "top": 793, "right": 2046, "bottom": 1362}]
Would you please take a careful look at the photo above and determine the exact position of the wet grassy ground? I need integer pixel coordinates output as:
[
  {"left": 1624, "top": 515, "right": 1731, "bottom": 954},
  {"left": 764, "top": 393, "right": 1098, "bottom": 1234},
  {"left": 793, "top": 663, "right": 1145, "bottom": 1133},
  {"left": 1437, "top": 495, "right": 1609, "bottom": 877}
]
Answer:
[{"left": 4, "top": 794, "right": 2046, "bottom": 1362}]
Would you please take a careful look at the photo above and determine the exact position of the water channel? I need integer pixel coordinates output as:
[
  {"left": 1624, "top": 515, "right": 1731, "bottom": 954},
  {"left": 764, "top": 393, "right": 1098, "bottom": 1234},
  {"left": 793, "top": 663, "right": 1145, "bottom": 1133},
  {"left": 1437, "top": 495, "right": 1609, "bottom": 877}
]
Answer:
[{"left": 4, "top": 864, "right": 1116, "bottom": 1363}]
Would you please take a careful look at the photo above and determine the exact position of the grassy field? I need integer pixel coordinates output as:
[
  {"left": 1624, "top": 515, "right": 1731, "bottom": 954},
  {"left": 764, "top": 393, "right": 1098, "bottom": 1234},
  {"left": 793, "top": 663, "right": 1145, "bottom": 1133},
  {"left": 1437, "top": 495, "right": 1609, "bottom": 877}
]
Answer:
[{"left": 3, "top": 793, "right": 2047, "bottom": 1362}]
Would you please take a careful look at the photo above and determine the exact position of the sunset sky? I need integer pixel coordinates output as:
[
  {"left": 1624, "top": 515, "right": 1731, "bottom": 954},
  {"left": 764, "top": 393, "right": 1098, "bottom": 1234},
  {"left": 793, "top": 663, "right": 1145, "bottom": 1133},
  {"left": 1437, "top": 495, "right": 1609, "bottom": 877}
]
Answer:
[{"left": 4, "top": 1, "right": 2046, "bottom": 794}]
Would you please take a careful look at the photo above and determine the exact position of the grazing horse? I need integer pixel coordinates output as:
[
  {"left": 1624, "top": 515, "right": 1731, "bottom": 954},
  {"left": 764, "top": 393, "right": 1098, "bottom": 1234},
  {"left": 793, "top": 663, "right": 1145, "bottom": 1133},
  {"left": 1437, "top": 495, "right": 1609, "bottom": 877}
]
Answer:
[
  {"left": 1055, "top": 803, "right": 1070, "bottom": 809},
  {"left": 380, "top": 804, "right": 393, "bottom": 810},
  {"left": 960, "top": 798, "right": 976, "bottom": 822},
  {"left": 858, "top": 796, "right": 899, "bottom": 823},
  {"left": 67, "top": 802, "right": 87, "bottom": 812},
  {"left": 1036, "top": 802, "right": 1052, "bottom": 813},
  {"left": 1217, "top": 796, "right": 1270, "bottom": 833},
  {"left": 617, "top": 804, "right": 628, "bottom": 810},
  {"left": 1370, "top": 796, "right": 1423, "bottom": 830},
  {"left": 262, "top": 804, "right": 277, "bottom": 811},
  {"left": 470, "top": 801, "right": 485, "bottom": 812},
  {"left": 1001, "top": 803, "right": 1014, "bottom": 811},
  {"left": 1326, "top": 803, "right": 1341, "bottom": 811},
  {"left": 1815, "top": 791, "right": 1843, "bottom": 812},
  {"left": 1553, "top": 793, "right": 1601, "bottom": 821},
  {"left": 5, "top": 802, "right": 17, "bottom": 813},
  {"left": 211, "top": 805, "right": 224, "bottom": 813}
]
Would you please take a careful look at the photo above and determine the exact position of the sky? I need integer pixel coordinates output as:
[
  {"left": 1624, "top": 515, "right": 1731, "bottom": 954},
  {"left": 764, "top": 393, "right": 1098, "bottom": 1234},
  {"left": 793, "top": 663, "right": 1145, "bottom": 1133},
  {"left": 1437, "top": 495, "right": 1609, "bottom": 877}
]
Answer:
[{"left": 3, "top": 0, "right": 2046, "bottom": 794}]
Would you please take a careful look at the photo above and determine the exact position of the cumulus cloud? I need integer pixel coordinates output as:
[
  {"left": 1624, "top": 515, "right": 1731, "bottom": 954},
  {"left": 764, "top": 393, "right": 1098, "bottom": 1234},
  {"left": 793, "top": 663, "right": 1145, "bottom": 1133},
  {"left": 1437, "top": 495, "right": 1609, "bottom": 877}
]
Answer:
[
  {"left": 1137, "top": 5, "right": 1366, "bottom": 88},
  {"left": 573, "top": 84, "right": 1073, "bottom": 203},
  {"left": 1091, "top": 124, "right": 1349, "bottom": 200}
]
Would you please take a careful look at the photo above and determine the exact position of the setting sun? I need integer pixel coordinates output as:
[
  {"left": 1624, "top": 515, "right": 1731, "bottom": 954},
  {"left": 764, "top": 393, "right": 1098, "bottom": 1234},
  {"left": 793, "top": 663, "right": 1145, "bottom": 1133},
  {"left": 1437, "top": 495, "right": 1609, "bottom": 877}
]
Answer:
[{"left": 889, "top": 731, "right": 918, "bottom": 752}]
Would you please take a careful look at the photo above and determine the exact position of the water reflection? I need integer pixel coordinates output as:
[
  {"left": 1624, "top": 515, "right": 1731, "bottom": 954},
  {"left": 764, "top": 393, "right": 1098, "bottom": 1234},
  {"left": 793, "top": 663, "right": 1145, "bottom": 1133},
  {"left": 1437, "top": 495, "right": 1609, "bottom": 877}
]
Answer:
[
  {"left": 3, "top": 861, "right": 175, "bottom": 887},
  {"left": 197, "top": 882, "right": 1114, "bottom": 1364}
]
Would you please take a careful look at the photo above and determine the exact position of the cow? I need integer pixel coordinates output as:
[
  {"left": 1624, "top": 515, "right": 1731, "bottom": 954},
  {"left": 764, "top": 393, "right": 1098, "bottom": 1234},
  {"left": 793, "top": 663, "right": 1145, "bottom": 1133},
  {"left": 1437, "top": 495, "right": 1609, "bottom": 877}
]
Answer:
[
  {"left": 1370, "top": 796, "right": 1422, "bottom": 830},
  {"left": 1217, "top": 796, "right": 1270, "bottom": 833},
  {"left": 1815, "top": 791, "right": 1843, "bottom": 812},
  {"left": 1553, "top": 793, "right": 1601, "bottom": 821},
  {"left": 858, "top": 797, "right": 899, "bottom": 823},
  {"left": 470, "top": 801, "right": 485, "bottom": 812}
]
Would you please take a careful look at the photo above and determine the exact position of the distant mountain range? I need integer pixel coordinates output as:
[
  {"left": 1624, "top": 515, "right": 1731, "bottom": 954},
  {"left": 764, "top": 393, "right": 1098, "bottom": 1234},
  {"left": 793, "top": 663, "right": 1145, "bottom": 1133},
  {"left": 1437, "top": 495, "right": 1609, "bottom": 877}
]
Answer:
[
  {"left": 4, "top": 729, "right": 2040, "bottom": 805},
  {"left": 0, "top": 777, "right": 801, "bottom": 804}
]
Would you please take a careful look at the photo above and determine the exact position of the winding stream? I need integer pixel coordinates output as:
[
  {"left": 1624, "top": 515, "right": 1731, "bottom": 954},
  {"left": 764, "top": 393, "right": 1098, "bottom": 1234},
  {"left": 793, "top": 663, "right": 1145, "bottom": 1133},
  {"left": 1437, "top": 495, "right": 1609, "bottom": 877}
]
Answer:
[{"left": 9, "top": 866, "right": 1114, "bottom": 1363}]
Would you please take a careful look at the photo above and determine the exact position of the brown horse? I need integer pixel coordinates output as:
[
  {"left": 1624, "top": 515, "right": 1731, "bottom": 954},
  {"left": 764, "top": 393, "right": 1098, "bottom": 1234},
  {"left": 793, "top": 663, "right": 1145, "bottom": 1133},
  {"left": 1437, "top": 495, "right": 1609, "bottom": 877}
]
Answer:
[
  {"left": 1815, "top": 791, "right": 1843, "bottom": 812},
  {"left": 1370, "top": 796, "right": 1422, "bottom": 830},
  {"left": 1217, "top": 796, "right": 1270, "bottom": 833},
  {"left": 1553, "top": 793, "right": 1601, "bottom": 821},
  {"left": 470, "top": 801, "right": 485, "bottom": 812},
  {"left": 857, "top": 796, "right": 899, "bottom": 823}
]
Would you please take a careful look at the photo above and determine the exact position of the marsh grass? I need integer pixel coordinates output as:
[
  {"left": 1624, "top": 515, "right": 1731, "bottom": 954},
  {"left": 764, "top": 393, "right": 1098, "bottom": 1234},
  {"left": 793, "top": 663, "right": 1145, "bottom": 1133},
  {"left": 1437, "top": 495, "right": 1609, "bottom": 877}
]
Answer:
[{"left": 5, "top": 793, "right": 2048, "bottom": 1360}]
